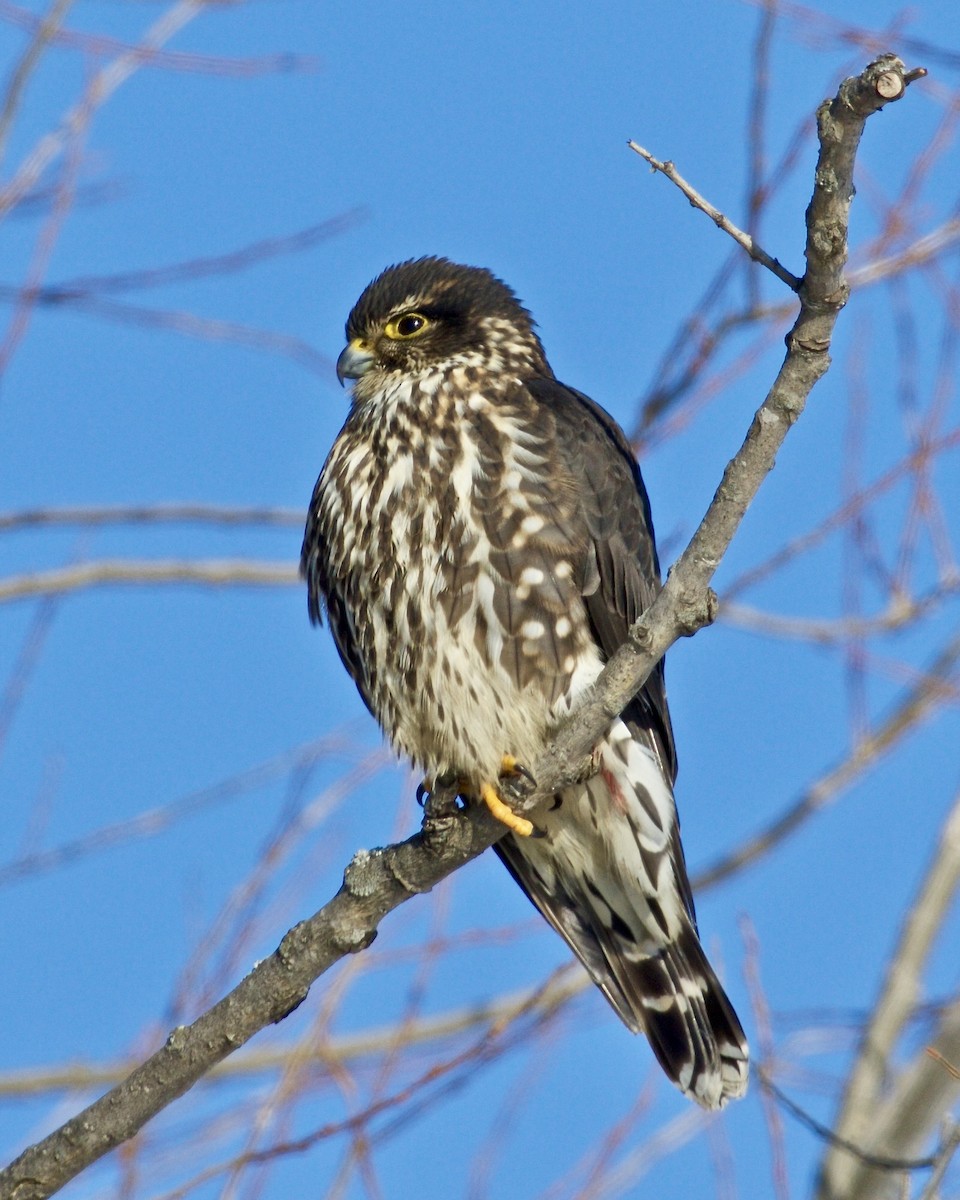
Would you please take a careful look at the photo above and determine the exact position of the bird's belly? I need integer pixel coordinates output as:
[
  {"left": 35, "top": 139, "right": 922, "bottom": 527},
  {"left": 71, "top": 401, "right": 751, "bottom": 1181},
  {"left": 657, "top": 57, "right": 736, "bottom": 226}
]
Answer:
[
  {"left": 356, "top": 517, "right": 600, "bottom": 786},
  {"left": 324, "top": 399, "right": 600, "bottom": 787},
  {"left": 366, "top": 551, "right": 557, "bottom": 784}
]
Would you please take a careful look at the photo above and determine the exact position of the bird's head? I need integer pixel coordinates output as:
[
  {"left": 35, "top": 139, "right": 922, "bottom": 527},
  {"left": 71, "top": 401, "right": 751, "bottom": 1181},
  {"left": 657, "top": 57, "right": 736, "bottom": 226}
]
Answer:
[{"left": 336, "top": 257, "right": 549, "bottom": 399}]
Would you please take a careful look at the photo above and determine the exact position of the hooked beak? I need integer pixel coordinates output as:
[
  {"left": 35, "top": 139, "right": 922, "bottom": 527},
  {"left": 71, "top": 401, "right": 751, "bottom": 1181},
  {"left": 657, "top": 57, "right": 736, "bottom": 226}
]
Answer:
[{"left": 336, "top": 338, "right": 376, "bottom": 386}]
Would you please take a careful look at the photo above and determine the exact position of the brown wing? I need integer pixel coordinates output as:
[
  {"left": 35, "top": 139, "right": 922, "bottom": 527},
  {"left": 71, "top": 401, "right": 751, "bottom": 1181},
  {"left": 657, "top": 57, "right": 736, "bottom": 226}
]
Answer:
[
  {"left": 300, "top": 459, "right": 378, "bottom": 721},
  {"left": 526, "top": 376, "right": 677, "bottom": 782}
]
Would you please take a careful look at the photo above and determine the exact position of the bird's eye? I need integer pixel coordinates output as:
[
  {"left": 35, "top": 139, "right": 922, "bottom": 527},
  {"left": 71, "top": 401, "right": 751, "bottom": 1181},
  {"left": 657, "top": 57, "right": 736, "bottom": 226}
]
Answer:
[{"left": 385, "top": 312, "right": 429, "bottom": 339}]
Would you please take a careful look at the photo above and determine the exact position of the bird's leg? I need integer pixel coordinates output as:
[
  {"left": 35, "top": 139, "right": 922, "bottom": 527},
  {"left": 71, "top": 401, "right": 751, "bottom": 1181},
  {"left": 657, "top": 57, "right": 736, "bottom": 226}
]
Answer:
[{"left": 480, "top": 755, "right": 539, "bottom": 838}]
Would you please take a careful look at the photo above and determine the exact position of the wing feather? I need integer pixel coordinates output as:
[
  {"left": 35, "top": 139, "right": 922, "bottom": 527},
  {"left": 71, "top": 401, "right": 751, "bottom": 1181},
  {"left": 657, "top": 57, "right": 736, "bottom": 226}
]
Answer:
[{"left": 526, "top": 377, "right": 677, "bottom": 782}]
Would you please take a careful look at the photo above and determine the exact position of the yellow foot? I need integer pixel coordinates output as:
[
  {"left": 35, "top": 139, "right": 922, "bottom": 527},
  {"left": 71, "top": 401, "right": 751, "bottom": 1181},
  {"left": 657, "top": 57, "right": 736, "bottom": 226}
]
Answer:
[{"left": 481, "top": 782, "right": 535, "bottom": 837}]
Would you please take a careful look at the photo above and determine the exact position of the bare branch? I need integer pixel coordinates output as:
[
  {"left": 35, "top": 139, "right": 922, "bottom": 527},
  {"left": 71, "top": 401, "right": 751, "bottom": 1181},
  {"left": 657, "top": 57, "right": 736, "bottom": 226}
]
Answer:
[
  {"left": 0, "top": 55, "right": 924, "bottom": 1200},
  {"left": 0, "top": 970, "right": 583, "bottom": 1096},
  {"left": 627, "top": 140, "right": 802, "bottom": 291},
  {"left": 32, "top": 294, "right": 336, "bottom": 375},
  {"left": 16, "top": 210, "right": 367, "bottom": 298},
  {"left": 695, "top": 627, "right": 960, "bottom": 890},
  {"left": 0, "top": 734, "right": 355, "bottom": 888},
  {"left": 817, "top": 1004, "right": 960, "bottom": 1200},
  {"left": 0, "top": 559, "right": 298, "bottom": 603},
  {"left": 720, "top": 579, "right": 960, "bottom": 644},
  {"left": 0, "top": 0, "right": 73, "bottom": 168},
  {"left": 818, "top": 789, "right": 960, "bottom": 1199},
  {"left": 0, "top": 503, "right": 304, "bottom": 532},
  {"left": 0, "top": 0, "right": 208, "bottom": 221},
  {"left": 724, "top": 428, "right": 960, "bottom": 600},
  {"left": 0, "top": 0, "right": 321, "bottom": 77},
  {"left": 917, "top": 1123, "right": 960, "bottom": 1200},
  {"left": 761, "top": 1071, "right": 938, "bottom": 1174}
]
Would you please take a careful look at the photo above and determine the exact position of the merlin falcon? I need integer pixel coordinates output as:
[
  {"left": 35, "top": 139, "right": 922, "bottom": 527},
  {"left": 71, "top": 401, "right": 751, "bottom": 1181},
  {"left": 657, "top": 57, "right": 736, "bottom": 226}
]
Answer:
[{"left": 301, "top": 257, "right": 749, "bottom": 1108}]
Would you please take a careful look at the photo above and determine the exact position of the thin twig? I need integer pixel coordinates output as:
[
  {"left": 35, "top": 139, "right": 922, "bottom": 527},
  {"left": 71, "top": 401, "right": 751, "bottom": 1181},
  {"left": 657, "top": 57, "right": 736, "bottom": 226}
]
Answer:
[
  {"left": 745, "top": 0, "right": 778, "bottom": 309},
  {"left": 741, "top": 918, "right": 791, "bottom": 1200},
  {"left": 760, "top": 1070, "right": 938, "bottom": 1173},
  {"left": 0, "top": 0, "right": 320, "bottom": 77},
  {"left": 695, "top": 627, "right": 960, "bottom": 890},
  {"left": 0, "top": 559, "right": 298, "bottom": 603},
  {"left": 10, "top": 209, "right": 367, "bottom": 298},
  {"left": 0, "top": 504, "right": 304, "bottom": 532},
  {"left": 834, "top": 1003, "right": 960, "bottom": 1200},
  {"left": 917, "top": 1122, "right": 960, "bottom": 1200},
  {"left": 819, "top": 790, "right": 960, "bottom": 1198},
  {"left": 720, "top": 580, "right": 960, "bottom": 643},
  {"left": 628, "top": 140, "right": 802, "bottom": 291},
  {"left": 0, "top": 0, "right": 73, "bottom": 167},
  {"left": 0, "top": 0, "right": 208, "bottom": 220}
]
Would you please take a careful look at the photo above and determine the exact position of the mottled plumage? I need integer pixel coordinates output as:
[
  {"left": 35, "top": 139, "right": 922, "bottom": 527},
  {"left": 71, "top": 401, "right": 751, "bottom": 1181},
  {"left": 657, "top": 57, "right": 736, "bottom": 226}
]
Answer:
[{"left": 301, "top": 257, "right": 749, "bottom": 1107}]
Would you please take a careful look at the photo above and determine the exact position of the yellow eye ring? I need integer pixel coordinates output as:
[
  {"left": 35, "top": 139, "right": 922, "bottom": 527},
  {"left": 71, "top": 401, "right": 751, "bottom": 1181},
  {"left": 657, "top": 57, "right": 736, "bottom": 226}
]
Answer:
[{"left": 385, "top": 312, "right": 429, "bottom": 339}]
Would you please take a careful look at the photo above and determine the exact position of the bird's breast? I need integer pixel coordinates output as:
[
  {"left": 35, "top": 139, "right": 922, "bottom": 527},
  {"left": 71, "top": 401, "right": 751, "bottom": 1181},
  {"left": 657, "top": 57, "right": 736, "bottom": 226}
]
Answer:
[{"left": 316, "top": 375, "right": 602, "bottom": 782}]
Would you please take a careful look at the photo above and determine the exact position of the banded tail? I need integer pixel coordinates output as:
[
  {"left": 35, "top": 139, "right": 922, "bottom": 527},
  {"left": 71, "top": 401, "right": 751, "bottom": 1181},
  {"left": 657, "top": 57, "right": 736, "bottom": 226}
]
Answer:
[{"left": 494, "top": 718, "right": 749, "bottom": 1108}]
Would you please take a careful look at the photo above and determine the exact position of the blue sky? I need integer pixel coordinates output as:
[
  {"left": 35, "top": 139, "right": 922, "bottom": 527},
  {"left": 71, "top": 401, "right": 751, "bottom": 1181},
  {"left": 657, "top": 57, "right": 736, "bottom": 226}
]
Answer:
[{"left": 2, "top": 2, "right": 960, "bottom": 1197}]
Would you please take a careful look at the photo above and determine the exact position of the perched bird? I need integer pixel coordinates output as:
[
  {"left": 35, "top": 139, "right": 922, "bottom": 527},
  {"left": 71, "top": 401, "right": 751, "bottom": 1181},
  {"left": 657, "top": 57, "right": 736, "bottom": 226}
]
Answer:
[{"left": 301, "top": 257, "right": 749, "bottom": 1108}]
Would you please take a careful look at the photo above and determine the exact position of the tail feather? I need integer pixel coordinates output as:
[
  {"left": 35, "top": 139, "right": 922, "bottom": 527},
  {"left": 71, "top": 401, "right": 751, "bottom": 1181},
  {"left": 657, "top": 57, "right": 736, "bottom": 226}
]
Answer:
[
  {"left": 493, "top": 719, "right": 749, "bottom": 1109},
  {"left": 632, "top": 932, "right": 748, "bottom": 1106}
]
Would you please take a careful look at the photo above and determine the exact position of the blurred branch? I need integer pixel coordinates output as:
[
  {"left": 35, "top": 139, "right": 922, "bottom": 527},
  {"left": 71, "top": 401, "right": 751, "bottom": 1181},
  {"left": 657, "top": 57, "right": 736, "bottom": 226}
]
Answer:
[
  {"left": 0, "top": 55, "right": 924, "bottom": 1200},
  {"left": 745, "top": 0, "right": 778, "bottom": 312},
  {"left": 0, "top": 211, "right": 363, "bottom": 373},
  {"left": 816, "top": 1012, "right": 960, "bottom": 1200},
  {"left": 15, "top": 209, "right": 367, "bottom": 297},
  {"left": 767, "top": 0, "right": 960, "bottom": 72},
  {"left": 818, "top": 788, "right": 960, "bottom": 1199},
  {"left": 631, "top": 206, "right": 960, "bottom": 445},
  {"left": 0, "top": 0, "right": 208, "bottom": 221},
  {"left": 0, "top": 0, "right": 321, "bottom": 77},
  {"left": 0, "top": 559, "right": 298, "bottom": 603},
  {"left": 720, "top": 580, "right": 960, "bottom": 643},
  {"left": 32, "top": 294, "right": 336, "bottom": 374},
  {"left": 723, "top": 427, "right": 960, "bottom": 601},
  {"left": 0, "top": 58, "right": 83, "bottom": 375},
  {"left": 0, "top": 0, "right": 73, "bottom": 168},
  {"left": 849, "top": 214, "right": 960, "bottom": 289},
  {"left": 0, "top": 503, "right": 304, "bottom": 532},
  {"left": 741, "top": 916, "right": 790, "bottom": 1200},
  {"left": 0, "top": 595, "right": 57, "bottom": 757},
  {"left": 0, "top": 970, "right": 583, "bottom": 1096},
  {"left": 761, "top": 1072, "right": 940, "bottom": 1174},
  {"left": 695, "top": 626, "right": 960, "bottom": 890},
  {"left": 0, "top": 734, "right": 355, "bottom": 888},
  {"left": 150, "top": 969, "right": 569, "bottom": 1199},
  {"left": 8, "top": 175, "right": 125, "bottom": 220}
]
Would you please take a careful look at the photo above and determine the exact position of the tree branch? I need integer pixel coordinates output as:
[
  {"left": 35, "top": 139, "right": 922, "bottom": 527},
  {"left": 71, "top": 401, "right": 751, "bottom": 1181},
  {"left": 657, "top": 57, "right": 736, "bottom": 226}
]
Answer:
[
  {"left": 0, "top": 54, "right": 924, "bottom": 1200},
  {"left": 694, "top": 627, "right": 960, "bottom": 890},
  {"left": 817, "top": 787, "right": 960, "bottom": 1200},
  {"left": 0, "top": 559, "right": 298, "bottom": 603},
  {"left": 627, "top": 139, "right": 803, "bottom": 292}
]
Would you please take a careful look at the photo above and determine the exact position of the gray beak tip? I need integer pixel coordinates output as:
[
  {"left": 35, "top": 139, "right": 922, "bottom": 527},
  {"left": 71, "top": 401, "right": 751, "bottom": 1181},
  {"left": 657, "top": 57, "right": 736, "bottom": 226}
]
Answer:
[{"left": 336, "top": 341, "right": 375, "bottom": 385}]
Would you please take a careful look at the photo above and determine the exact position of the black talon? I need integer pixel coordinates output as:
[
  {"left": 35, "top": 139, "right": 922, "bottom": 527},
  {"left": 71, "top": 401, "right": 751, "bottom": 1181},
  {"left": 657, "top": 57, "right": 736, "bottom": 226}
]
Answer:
[
  {"left": 510, "top": 762, "right": 537, "bottom": 787},
  {"left": 416, "top": 781, "right": 429, "bottom": 807},
  {"left": 499, "top": 759, "right": 537, "bottom": 804}
]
